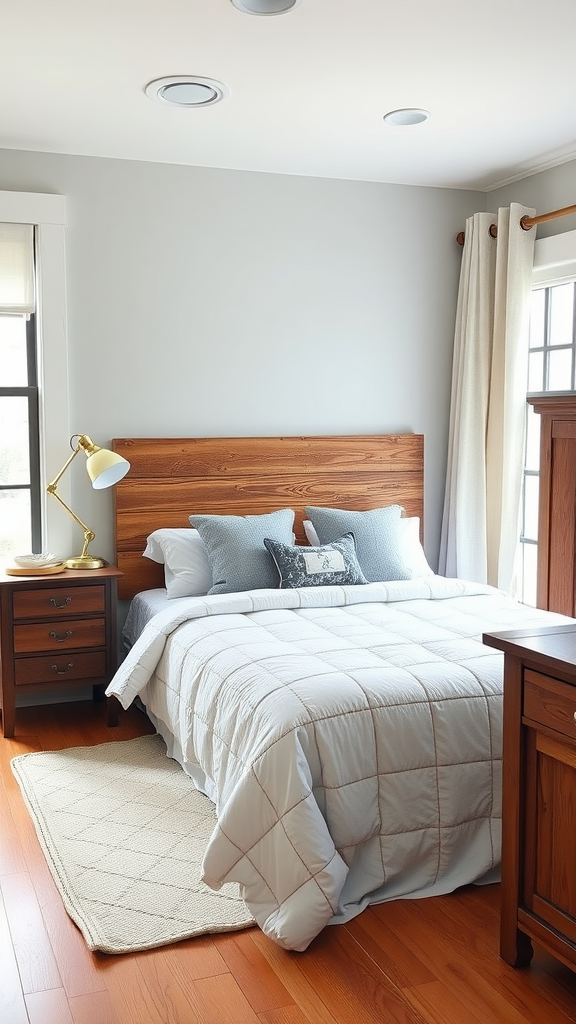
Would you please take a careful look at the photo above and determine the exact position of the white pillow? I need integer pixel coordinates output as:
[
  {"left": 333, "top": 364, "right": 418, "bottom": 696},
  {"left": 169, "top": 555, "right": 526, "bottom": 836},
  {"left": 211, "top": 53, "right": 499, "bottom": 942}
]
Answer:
[
  {"left": 398, "top": 517, "right": 434, "bottom": 577},
  {"left": 303, "top": 516, "right": 433, "bottom": 578},
  {"left": 143, "top": 528, "right": 213, "bottom": 598},
  {"left": 303, "top": 520, "right": 321, "bottom": 546}
]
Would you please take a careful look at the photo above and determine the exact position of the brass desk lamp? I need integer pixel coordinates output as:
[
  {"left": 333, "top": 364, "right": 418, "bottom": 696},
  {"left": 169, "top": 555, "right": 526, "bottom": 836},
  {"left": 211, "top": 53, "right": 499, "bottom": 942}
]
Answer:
[{"left": 47, "top": 434, "right": 130, "bottom": 569}]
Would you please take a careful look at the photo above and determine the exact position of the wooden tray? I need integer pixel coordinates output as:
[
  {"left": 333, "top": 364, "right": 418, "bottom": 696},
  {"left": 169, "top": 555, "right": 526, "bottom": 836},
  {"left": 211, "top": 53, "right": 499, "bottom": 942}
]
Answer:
[{"left": 4, "top": 563, "right": 66, "bottom": 576}]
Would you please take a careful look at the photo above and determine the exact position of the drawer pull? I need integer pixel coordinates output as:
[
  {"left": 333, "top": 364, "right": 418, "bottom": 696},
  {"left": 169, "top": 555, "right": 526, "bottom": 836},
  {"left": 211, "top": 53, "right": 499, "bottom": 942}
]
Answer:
[
  {"left": 49, "top": 630, "right": 72, "bottom": 643},
  {"left": 50, "top": 662, "right": 74, "bottom": 675},
  {"left": 49, "top": 596, "right": 71, "bottom": 609},
  {"left": 573, "top": 712, "right": 576, "bottom": 723}
]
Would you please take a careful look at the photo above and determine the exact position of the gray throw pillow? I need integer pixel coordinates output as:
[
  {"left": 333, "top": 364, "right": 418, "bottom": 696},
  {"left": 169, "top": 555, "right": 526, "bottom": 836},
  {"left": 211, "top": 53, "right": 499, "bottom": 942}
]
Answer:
[
  {"left": 190, "top": 509, "right": 295, "bottom": 594},
  {"left": 264, "top": 533, "right": 368, "bottom": 589},
  {"left": 304, "top": 504, "right": 411, "bottom": 582}
]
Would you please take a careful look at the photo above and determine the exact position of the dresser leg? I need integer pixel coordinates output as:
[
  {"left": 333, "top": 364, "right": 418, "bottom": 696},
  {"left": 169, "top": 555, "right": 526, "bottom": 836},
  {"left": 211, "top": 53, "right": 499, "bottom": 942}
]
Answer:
[{"left": 501, "top": 927, "right": 534, "bottom": 968}]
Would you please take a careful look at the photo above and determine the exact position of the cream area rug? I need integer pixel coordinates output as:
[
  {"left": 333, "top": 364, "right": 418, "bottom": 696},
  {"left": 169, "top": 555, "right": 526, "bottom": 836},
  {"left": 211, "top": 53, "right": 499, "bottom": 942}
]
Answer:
[{"left": 11, "top": 734, "right": 254, "bottom": 954}]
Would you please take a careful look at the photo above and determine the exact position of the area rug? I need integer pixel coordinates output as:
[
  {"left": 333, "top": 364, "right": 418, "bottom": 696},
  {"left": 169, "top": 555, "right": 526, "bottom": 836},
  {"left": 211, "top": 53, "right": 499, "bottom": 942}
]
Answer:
[{"left": 11, "top": 733, "right": 254, "bottom": 953}]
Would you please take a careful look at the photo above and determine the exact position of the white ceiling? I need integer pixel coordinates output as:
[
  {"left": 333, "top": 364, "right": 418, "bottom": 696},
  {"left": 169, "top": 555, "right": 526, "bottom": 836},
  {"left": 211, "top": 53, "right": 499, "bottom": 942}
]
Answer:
[{"left": 2, "top": 0, "right": 576, "bottom": 191}]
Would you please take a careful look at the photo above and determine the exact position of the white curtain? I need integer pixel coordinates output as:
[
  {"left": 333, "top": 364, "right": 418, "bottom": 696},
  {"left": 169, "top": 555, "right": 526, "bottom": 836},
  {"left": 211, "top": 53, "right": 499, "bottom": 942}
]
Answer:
[{"left": 439, "top": 203, "right": 536, "bottom": 593}]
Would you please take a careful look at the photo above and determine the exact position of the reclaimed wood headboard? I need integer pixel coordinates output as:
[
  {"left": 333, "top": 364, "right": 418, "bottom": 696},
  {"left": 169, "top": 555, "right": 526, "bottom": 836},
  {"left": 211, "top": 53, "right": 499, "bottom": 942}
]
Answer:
[{"left": 112, "top": 434, "right": 424, "bottom": 600}]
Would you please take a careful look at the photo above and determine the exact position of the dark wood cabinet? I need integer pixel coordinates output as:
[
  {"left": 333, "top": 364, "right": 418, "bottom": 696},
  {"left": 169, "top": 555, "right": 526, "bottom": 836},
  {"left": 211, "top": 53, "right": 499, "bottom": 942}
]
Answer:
[
  {"left": 528, "top": 392, "right": 576, "bottom": 616},
  {"left": 0, "top": 565, "right": 122, "bottom": 737},
  {"left": 483, "top": 623, "right": 576, "bottom": 972}
]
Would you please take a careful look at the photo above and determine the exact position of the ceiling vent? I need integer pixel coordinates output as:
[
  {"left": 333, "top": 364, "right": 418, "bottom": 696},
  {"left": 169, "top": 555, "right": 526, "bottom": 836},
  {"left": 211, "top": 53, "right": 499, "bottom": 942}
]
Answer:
[
  {"left": 383, "top": 108, "right": 430, "bottom": 126},
  {"left": 230, "top": 0, "right": 302, "bottom": 14},
  {"left": 145, "top": 76, "right": 229, "bottom": 107}
]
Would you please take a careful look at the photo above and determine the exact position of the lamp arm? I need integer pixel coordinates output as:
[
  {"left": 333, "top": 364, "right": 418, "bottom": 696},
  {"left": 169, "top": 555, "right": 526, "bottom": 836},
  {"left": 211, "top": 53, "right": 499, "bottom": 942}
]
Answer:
[
  {"left": 46, "top": 437, "right": 83, "bottom": 491},
  {"left": 46, "top": 442, "right": 96, "bottom": 548},
  {"left": 46, "top": 486, "right": 95, "bottom": 543}
]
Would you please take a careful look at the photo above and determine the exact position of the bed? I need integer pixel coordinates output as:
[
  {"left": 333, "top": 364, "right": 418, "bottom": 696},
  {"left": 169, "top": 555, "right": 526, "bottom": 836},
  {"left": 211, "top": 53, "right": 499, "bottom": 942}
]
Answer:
[{"left": 106, "top": 434, "right": 570, "bottom": 951}]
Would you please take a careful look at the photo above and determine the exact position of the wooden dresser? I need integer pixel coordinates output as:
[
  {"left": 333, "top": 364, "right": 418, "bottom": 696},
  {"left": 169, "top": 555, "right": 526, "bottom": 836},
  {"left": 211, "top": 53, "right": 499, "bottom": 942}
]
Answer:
[
  {"left": 528, "top": 392, "right": 576, "bottom": 616},
  {"left": 0, "top": 564, "right": 122, "bottom": 737},
  {"left": 483, "top": 623, "right": 576, "bottom": 972}
]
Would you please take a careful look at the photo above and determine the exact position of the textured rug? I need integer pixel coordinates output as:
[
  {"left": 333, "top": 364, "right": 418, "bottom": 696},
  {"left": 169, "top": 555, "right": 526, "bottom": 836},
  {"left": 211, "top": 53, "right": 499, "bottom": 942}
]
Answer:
[{"left": 11, "top": 733, "right": 254, "bottom": 953}]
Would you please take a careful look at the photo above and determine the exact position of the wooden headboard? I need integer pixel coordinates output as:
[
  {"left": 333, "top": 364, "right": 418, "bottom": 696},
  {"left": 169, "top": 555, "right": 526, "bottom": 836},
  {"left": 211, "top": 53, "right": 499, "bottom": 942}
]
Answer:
[{"left": 112, "top": 434, "right": 424, "bottom": 600}]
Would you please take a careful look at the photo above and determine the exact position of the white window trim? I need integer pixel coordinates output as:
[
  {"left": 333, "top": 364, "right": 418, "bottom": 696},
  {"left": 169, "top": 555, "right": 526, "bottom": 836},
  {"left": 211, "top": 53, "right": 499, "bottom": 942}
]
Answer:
[
  {"left": 533, "top": 228, "right": 576, "bottom": 287},
  {"left": 0, "top": 190, "right": 73, "bottom": 556}
]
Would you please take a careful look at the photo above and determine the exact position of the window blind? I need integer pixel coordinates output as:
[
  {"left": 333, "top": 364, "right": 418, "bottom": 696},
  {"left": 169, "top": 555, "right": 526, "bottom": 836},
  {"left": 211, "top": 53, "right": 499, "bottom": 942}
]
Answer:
[{"left": 0, "top": 222, "right": 35, "bottom": 315}]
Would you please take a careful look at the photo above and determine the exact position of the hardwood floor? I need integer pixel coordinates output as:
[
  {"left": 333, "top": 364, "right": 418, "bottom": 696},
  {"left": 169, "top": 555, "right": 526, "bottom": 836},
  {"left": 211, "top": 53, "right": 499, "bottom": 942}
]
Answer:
[{"left": 2, "top": 699, "right": 576, "bottom": 1024}]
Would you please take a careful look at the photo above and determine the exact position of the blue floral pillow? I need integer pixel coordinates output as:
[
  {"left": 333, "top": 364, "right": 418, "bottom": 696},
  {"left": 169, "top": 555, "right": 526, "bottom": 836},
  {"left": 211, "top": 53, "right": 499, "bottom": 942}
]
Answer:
[{"left": 263, "top": 533, "right": 368, "bottom": 589}]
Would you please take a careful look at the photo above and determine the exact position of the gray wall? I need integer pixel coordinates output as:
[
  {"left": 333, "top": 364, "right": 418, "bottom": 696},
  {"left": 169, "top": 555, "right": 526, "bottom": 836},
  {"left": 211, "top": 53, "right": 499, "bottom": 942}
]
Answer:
[
  {"left": 0, "top": 148, "right": 484, "bottom": 570},
  {"left": 489, "top": 160, "right": 576, "bottom": 240}
]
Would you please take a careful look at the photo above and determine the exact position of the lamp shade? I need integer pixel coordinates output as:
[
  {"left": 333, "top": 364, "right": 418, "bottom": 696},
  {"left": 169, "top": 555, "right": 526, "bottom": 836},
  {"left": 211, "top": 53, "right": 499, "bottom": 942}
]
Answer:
[{"left": 85, "top": 447, "right": 130, "bottom": 489}]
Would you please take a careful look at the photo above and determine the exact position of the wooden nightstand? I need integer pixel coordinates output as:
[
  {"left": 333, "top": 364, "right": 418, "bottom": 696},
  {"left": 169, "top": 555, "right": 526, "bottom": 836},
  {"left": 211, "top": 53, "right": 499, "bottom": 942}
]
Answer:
[
  {"left": 483, "top": 623, "right": 576, "bottom": 974},
  {"left": 0, "top": 564, "right": 123, "bottom": 738}
]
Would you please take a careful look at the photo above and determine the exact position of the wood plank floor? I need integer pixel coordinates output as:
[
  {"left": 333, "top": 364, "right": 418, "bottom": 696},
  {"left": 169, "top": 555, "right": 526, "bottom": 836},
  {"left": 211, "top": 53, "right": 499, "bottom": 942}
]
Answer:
[{"left": 2, "top": 699, "right": 576, "bottom": 1024}]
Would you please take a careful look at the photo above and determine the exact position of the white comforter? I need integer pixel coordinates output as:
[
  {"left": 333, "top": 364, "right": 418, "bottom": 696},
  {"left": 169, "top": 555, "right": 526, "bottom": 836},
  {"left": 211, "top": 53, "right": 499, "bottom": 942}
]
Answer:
[{"left": 106, "top": 576, "right": 569, "bottom": 950}]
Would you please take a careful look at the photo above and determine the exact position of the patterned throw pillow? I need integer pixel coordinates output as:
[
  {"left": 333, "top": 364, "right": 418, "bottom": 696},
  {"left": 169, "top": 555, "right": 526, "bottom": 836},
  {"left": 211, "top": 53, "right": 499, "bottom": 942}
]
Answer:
[{"left": 263, "top": 533, "right": 368, "bottom": 589}]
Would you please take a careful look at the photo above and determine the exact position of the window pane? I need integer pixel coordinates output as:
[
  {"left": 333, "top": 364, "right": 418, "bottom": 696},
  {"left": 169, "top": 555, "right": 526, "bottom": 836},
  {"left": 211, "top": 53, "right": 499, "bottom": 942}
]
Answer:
[
  {"left": 529, "top": 289, "right": 546, "bottom": 348},
  {"left": 0, "top": 314, "right": 28, "bottom": 386},
  {"left": 525, "top": 407, "right": 540, "bottom": 472},
  {"left": 528, "top": 350, "right": 544, "bottom": 392},
  {"left": 547, "top": 347, "right": 573, "bottom": 391},
  {"left": 0, "top": 396, "right": 30, "bottom": 484},
  {"left": 0, "top": 490, "right": 32, "bottom": 557},
  {"left": 549, "top": 283, "right": 574, "bottom": 347},
  {"left": 523, "top": 475, "right": 539, "bottom": 541}
]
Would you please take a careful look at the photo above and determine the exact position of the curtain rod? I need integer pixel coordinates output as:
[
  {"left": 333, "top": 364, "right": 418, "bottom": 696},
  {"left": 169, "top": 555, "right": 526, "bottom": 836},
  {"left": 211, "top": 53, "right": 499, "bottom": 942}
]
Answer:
[{"left": 456, "top": 202, "right": 576, "bottom": 246}]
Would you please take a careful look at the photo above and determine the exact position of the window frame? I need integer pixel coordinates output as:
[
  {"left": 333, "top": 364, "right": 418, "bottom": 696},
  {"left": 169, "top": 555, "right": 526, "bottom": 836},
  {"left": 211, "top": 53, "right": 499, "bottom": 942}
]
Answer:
[{"left": 0, "top": 191, "right": 70, "bottom": 555}]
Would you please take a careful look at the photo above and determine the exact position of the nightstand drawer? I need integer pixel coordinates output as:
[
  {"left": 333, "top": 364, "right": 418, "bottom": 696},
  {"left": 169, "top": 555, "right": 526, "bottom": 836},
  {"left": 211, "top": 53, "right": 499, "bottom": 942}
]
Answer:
[
  {"left": 13, "top": 585, "right": 106, "bottom": 619},
  {"left": 13, "top": 618, "right": 106, "bottom": 654},
  {"left": 15, "top": 652, "right": 107, "bottom": 686},
  {"left": 524, "top": 669, "right": 576, "bottom": 740}
]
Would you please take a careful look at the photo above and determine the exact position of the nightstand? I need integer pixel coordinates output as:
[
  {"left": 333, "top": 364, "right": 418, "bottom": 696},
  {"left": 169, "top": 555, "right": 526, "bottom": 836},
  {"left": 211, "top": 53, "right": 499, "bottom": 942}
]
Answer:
[
  {"left": 0, "top": 564, "right": 123, "bottom": 738},
  {"left": 483, "top": 623, "right": 576, "bottom": 974}
]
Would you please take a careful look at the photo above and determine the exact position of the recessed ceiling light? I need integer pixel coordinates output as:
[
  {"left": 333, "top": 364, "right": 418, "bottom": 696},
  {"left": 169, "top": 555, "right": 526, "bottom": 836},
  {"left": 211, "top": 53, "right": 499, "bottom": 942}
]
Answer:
[
  {"left": 145, "top": 76, "right": 229, "bottom": 107},
  {"left": 383, "top": 108, "right": 431, "bottom": 126},
  {"left": 230, "top": 0, "right": 302, "bottom": 13}
]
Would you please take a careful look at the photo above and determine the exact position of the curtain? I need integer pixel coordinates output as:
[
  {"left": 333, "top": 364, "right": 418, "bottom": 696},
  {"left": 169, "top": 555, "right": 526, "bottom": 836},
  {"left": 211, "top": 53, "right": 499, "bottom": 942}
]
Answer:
[
  {"left": 0, "top": 222, "right": 35, "bottom": 315},
  {"left": 439, "top": 203, "right": 536, "bottom": 593}
]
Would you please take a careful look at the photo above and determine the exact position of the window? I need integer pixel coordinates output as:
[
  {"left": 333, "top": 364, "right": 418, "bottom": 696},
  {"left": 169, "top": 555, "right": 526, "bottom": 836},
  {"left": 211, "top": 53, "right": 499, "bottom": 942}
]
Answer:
[
  {"left": 0, "top": 191, "right": 69, "bottom": 559},
  {"left": 0, "top": 313, "right": 41, "bottom": 556},
  {"left": 517, "top": 236, "right": 576, "bottom": 605},
  {"left": 0, "top": 222, "right": 40, "bottom": 558}
]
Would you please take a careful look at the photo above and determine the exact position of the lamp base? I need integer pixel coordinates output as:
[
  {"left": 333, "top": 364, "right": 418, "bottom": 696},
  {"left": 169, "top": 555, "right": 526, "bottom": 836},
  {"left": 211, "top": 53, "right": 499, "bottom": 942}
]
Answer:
[{"left": 65, "top": 555, "right": 105, "bottom": 570}]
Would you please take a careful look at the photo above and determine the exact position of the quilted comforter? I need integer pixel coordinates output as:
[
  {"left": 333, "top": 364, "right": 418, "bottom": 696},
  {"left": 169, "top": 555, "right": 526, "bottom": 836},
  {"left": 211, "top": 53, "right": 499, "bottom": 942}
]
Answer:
[{"left": 106, "top": 576, "right": 568, "bottom": 950}]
